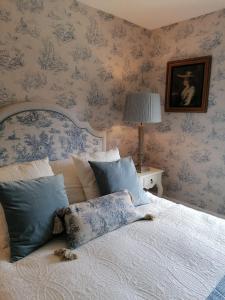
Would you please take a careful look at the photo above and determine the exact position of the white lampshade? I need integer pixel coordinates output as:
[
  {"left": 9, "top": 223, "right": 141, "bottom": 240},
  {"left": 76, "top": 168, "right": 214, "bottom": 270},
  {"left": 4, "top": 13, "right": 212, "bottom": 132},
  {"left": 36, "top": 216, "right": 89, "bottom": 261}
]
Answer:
[{"left": 123, "top": 92, "right": 161, "bottom": 123}]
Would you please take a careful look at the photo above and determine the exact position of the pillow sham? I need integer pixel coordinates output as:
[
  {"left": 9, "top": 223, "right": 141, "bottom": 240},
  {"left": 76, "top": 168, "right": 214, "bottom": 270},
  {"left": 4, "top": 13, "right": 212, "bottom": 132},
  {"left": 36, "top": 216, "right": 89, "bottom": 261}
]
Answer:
[
  {"left": 71, "top": 148, "right": 120, "bottom": 200},
  {"left": 0, "top": 157, "right": 54, "bottom": 251},
  {"left": 54, "top": 191, "right": 143, "bottom": 249},
  {"left": 0, "top": 157, "right": 54, "bottom": 181},
  {"left": 89, "top": 157, "right": 150, "bottom": 206},
  {"left": 50, "top": 158, "right": 86, "bottom": 204},
  {"left": 0, "top": 175, "right": 69, "bottom": 262}
]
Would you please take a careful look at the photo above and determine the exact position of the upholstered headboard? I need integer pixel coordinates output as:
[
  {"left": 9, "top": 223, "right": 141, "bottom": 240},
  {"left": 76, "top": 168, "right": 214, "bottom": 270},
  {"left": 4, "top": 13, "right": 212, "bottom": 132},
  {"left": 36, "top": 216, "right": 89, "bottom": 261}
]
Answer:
[{"left": 0, "top": 102, "right": 106, "bottom": 167}]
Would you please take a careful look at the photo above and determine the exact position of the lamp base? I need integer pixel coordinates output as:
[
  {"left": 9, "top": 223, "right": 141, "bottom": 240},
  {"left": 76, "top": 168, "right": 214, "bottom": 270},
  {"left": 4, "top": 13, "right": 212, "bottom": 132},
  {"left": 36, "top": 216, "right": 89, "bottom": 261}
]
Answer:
[
  {"left": 136, "top": 166, "right": 143, "bottom": 173},
  {"left": 137, "top": 123, "right": 144, "bottom": 173}
]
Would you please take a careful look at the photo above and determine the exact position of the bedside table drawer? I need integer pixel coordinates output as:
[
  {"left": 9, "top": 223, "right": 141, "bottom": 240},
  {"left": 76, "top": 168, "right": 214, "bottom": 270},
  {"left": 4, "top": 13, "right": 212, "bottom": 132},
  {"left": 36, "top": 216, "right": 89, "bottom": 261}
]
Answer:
[
  {"left": 142, "top": 176, "right": 155, "bottom": 189},
  {"left": 137, "top": 167, "right": 164, "bottom": 197}
]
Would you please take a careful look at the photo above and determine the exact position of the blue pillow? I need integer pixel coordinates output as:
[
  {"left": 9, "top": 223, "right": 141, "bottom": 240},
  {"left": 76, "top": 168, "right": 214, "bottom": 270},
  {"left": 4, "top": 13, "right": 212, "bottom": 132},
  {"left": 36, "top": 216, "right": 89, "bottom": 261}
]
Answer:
[
  {"left": 54, "top": 191, "right": 144, "bottom": 249},
  {"left": 0, "top": 175, "right": 69, "bottom": 262},
  {"left": 89, "top": 157, "right": 150, "bottom": 206}
]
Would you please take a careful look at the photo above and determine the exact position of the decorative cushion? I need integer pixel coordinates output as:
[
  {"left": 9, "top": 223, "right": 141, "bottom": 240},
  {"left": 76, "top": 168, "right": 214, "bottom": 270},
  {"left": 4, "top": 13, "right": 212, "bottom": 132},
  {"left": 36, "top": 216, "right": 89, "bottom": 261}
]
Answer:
[
  {"left": 54, "top": 191, "right": 143, "bottom": 249},
  {"left": 71, "top": 148, "right": 120, "bottom": 200},
  {"left": 0, "top": 158, "right": 54, "bottom": 251},
  {"left": 0, "top": 175, "right": 69, "bottom": 262},
  {"left": 50, "top": 158, "right": 86, "bottom": 203},
  {"left": 89, "top": 157, "right": 150, "bottom": 206}
]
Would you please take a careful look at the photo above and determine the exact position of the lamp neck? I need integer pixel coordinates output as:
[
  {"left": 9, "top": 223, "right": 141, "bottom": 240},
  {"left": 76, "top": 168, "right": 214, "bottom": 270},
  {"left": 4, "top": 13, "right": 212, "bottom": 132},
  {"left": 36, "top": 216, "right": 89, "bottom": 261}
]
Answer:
[{"left": 137, "top": 123, "right": 144, "bottom": 173}]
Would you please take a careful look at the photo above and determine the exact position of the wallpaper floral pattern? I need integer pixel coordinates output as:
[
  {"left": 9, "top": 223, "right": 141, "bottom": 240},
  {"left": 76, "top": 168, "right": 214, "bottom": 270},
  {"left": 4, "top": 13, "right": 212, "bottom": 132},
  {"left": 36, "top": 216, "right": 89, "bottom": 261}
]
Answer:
[
  {"left": 0, "top": 0, "right": 225, "bottom": 214},
  {"left": 143, "top": 9, "right": 225, "bottom": 215}
]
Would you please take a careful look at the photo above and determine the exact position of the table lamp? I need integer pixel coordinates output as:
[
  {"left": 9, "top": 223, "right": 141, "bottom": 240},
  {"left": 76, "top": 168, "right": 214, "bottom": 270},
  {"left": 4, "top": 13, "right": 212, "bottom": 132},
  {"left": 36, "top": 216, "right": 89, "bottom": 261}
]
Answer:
[{"left": 123, "top": 92, "right": 161, "bottom": 173}]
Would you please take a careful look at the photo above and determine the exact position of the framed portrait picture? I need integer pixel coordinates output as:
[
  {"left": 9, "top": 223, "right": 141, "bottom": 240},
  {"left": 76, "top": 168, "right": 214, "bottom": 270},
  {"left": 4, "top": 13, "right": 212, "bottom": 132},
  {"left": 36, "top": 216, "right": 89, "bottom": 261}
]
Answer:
[{"left": 165, "top": 56, "right": 212, "bottom": 112}]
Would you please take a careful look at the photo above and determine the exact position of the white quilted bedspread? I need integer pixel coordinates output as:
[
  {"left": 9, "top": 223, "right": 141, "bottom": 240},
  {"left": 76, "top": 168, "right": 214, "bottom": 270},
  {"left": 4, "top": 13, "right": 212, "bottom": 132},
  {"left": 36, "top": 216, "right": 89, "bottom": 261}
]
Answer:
[{"left": 1, "top": 195, "right": 225, "bottom": 300}]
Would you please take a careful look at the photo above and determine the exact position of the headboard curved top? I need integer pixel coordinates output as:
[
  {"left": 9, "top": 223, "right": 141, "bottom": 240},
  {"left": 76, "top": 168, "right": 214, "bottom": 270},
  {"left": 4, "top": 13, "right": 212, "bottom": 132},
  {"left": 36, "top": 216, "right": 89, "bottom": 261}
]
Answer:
[{"left": 0, "top": 102, "right": 106, "bottom": 167}]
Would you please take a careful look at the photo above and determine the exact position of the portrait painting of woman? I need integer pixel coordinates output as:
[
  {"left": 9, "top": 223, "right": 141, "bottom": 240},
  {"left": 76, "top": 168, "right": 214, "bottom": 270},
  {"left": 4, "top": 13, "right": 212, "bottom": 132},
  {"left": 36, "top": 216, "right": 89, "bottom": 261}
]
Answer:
[
  {"left": 178, "top": 71, "right": 196, "bottom": 106},
  {"left": 165, "top": 56, "right": 211, "bottom": 112}
]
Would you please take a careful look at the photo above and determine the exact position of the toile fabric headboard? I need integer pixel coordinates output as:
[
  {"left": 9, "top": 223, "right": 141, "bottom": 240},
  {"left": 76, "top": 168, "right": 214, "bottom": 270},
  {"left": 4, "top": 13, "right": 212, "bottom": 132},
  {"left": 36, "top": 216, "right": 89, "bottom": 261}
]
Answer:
[{"left": 0, "top": 102, "right": 106, "bottom": 167}]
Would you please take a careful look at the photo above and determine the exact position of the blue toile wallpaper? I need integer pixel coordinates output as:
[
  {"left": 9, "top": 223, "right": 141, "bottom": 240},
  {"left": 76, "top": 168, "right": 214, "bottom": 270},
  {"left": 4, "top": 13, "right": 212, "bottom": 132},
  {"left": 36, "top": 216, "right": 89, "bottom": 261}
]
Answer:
[
  {"left": 143, "top": 9, "right": 225, "bottom": 214},
  {"left": 0, "top": 0, "right": 147, "bottom": 162},
  {"left": 0, "top": 0, "right": 225, "bottom": 214}
]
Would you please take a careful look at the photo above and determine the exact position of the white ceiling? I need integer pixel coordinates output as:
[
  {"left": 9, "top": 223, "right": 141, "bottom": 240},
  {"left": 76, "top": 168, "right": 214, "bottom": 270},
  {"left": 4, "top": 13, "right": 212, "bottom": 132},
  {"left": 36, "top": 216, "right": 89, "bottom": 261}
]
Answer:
[{"left": 79, "top": 0, "right": 225, "bottom": 30}]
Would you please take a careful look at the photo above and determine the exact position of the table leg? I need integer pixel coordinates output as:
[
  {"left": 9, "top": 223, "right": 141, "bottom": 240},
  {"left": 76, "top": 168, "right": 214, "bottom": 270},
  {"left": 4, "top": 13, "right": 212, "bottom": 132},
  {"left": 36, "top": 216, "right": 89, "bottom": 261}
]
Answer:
[{"left": 157, "top": 182, "right": 163, "bottom": 197}]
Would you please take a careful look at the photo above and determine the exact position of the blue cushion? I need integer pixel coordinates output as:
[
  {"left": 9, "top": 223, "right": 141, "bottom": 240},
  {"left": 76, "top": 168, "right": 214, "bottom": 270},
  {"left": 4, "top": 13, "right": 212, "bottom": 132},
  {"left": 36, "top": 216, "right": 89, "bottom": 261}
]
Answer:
[
  {"left": 89, "top": 157, "right": 150, "bottom": 206},
  {"left": 0, "top": 175, "right": 69, "bottom": 262},
  {"left": 54, "top": 191, "right": 143, "bottom": 249}
]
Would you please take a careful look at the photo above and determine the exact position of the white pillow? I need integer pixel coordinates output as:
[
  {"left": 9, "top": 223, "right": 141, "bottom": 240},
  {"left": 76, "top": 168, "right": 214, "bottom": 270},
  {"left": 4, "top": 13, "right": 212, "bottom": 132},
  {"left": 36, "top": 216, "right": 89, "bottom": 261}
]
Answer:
[
  {"left": 0, "top": 158, "right": 54, "bottom": 250},
  {"left": 50, "top": 158, "right": 86, "bottom": 204},
  {"left": 71, "top": 148, "right": 120, "bottom": 200},
  {"left": 0, "top": 157, "right": 54, "bottom": 182}
]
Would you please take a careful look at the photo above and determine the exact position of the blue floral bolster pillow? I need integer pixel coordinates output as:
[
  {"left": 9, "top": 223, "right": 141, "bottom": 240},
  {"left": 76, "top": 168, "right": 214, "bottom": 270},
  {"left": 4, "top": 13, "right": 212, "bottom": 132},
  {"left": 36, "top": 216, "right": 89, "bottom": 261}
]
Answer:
[{"left": 53, "top": 190, "right": 147, "bottom": 249}]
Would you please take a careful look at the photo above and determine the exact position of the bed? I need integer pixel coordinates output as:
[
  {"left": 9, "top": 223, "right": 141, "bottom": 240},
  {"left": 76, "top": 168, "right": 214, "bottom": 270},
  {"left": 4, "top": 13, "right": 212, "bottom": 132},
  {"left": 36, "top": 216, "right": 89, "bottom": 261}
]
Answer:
[{"left": 0, "top": 102, "right": 225, "bottom": 300}]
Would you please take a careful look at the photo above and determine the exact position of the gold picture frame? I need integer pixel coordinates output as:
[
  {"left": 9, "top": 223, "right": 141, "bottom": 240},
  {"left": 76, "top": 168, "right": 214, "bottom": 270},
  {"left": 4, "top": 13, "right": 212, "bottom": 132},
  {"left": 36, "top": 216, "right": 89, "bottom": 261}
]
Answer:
[{"left": 165, "top": 56, "right": 212, "bottom": 112}]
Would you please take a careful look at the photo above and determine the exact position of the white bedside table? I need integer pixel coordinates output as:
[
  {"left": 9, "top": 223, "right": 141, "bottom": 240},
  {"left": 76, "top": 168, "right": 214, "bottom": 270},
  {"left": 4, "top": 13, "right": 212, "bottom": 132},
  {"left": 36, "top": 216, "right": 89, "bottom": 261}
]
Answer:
[{"left": 137, "top": 167, "right": 164, "bottom": 197}]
